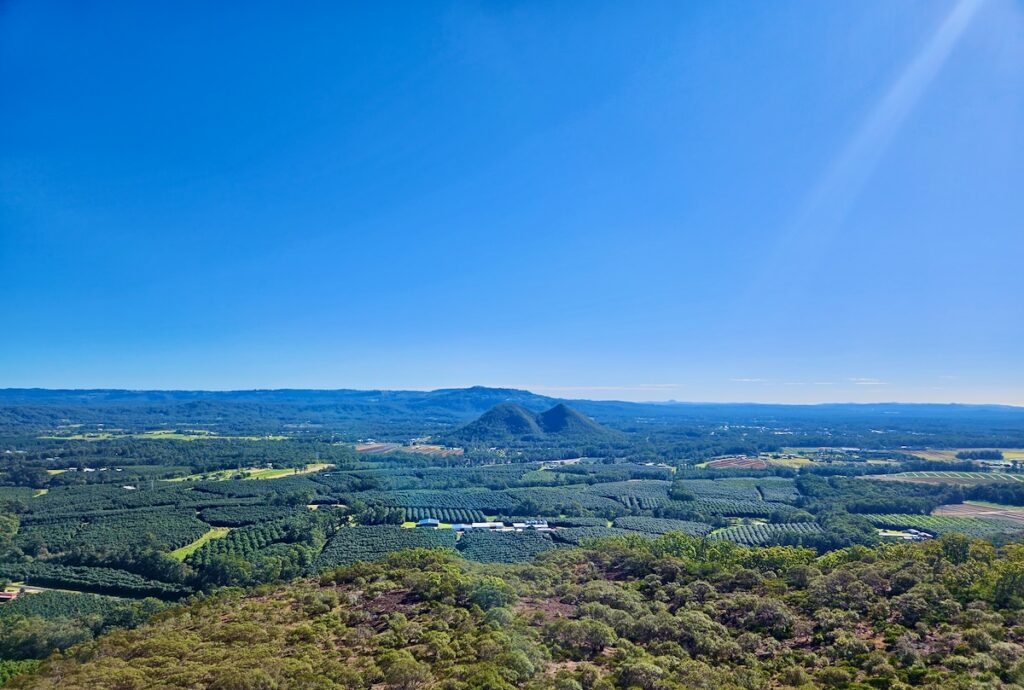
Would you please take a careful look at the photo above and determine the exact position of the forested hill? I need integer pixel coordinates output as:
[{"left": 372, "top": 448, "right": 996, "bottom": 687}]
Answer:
[
  {"left": 11, "top": 535, "right": 1024, "bottom": 689},
  {"left": 444, "top": 403, "right": 620, "bottom": 444}
]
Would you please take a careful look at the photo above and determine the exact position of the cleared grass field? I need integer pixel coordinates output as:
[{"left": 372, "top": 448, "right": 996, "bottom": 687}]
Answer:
[
  {"left": 39, "top": 429, "right": 288, "bottom": 442},
  {"left": 167, "top": 463, "right": 333, "bottom": 482},
  {"left": 169, "top": 527, "right": 230, "bottom": 561},
  {"left": 245, "top": 463, "right": 332, "bottom": 479},
  {"left": 135, "top": 430, "right": 288, "bottom": 442}
]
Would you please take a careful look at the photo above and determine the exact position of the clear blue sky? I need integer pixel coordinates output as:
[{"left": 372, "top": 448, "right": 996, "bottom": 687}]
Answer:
[{"left": 2, "top": 1, "right": 1022, "bottom": 403}]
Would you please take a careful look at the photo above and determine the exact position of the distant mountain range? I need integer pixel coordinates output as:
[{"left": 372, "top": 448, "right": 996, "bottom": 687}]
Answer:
[
  {"left": 1, "top": 386, "right": 1022, "bottom": 436},
  {"left": 444, "top": 402, "right": 620, "bottom": 444}
]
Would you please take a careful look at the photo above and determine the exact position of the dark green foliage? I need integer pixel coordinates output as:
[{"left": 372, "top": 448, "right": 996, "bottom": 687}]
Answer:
[
  {"left": 673, "top": 479, "right": 763, "bottom": 501},
  {"left": 0, "top": 563, "right": 189, "bottom": 599},
  {"left": 402, "top": 507, "right": 485, "bottom": 523},
  {"left": 967, "top": 482, "right": 1024, "bottom": 506},
  {"left": 796, "top": 475, "right": 955, "bottom": 514},
  {"left": 711, "top": 522, "right": 824, "bottom": 546},
  {"left": 0, "top": 592, "right": 163, "bottom": 631},
  {"left": 18, "top": 535, "right": 1024, "bottom": 690},
  {"left": 187, "top": 520, "right": 294, "bottom": 568},
  {"left": 456, "top": 530, "right": 561, "bottom": 563},
  {"left": 612, "top": 516, "right": 712, "bottom": 536},
  {"left": 956, "top": 449, "right": 1004, "bottom": 460},
  {"left": 0, "top": 490, "right": 36, "bottom": 505},
  {"left": 193, "top": 476, "right": 325, "bottom": 500},
  {"left": 501, "top": 487, "right": 626, "bottom": 515},
  {"left": 199, "top": 505, "right": 301, "bottom": 527},
  {"left": 445, "top": 403, "right": 621, "bottom": 445},
  {"left": 862, "top": 513, "right": 1024, "bottom": 538},
  {"left": 754, "top": 478, "right": 801, "bottom": 502},
  {"left": 349, "top": 489, "right": 517, "bottom": 513},
  {"left": 555, "top": 463, "right": 673, "bottom": 482},
  {"left": 15, "top": 508, "right": 208, "bottom": 555},
  {"left": 550, "top": 527, "right": 637, "bottom": 545},
  {"left": 312, "top": 526, "right": 457, "bottom": 571}
]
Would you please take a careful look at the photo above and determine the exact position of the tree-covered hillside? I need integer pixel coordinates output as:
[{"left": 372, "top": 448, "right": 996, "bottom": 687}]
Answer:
[
  {"left": 11, "top": 534, "right": 1024, "bottom": 689},
  {"left": 444, "top": 403, "right": 620, "bottom": 445}
]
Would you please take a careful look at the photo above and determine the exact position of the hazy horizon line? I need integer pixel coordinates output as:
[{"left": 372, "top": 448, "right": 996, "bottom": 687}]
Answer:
[{"left": 0, "top": 385, "right": 1021, "bottom": 409}]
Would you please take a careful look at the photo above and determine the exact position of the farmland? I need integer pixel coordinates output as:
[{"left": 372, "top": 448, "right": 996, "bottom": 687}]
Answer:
[
  {"left": 705, "top": 455, "right": 768, "bottom": 470},
  {"left": 313, "top": 526, "right": 457, "bottom": 570},
  {"left": 860, "top": 513, "right": 1024, "bottom": 538},
  {"left": 169, "top": 527, "right": 231, "bottom": 561},
  {"left": 866, "top": 470, "right": 1024, "bottom": 485},
  {"left": 933, "top": 501, "right": 1024, "bottom": 524},
  {"left": 168, "top": 462, "right": 333, "bottom": 482},
  {"left": 2, "top": 390, "right": 1024, "bottom": 686},
  {"left": 355, "top": 443, "right": 463, "bottom": 457},
  {"left": 904, "top": 448, "right": 1024, "bottom": 463},
  {"left": 455, "top": 530, "right": 560, "bottom": 563},
  {"left": 711, "top": 521, "right": 824, "bottom": 546}
]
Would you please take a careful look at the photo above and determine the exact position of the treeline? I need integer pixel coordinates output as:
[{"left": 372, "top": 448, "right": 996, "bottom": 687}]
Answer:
[
  {"left": 956, "top": 449, "right": 1005, "bottom": 460},
  {"left": 0, "top": 438, "right": 358, "bottom": 489}
]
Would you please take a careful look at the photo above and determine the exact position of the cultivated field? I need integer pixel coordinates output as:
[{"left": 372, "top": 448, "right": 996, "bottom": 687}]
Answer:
[
  {"left": 355, "top": 443, "right": 463, "bottom": 456},
  {"left": 167, "top": 463, "right": 333, "bottom": 482},
  {"left": 169, "top": 527, "right": 231, "bottom": 561},
  {"left": 934, "top": 501, "right": 1024, "bottom": 524},
  {"left": 706, "top": 456, "right": 768, "bottom": 470},
  {"left": 905, "top": 448, "right": 1024, "bottom": 462},
  {"left": 866, "top": 471, "right": 1024, "bottom": 486}
]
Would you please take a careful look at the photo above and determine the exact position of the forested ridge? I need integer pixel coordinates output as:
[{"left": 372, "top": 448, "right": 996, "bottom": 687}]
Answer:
[{"left": 11, "top": 534, "right": 1024, "bottom": 689}]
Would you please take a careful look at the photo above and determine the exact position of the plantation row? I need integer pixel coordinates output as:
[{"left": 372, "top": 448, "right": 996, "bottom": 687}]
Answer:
[
  {"left": 711, "top": 522, "right": 824, "bottom": 546},
  {"left": 555, "top": 463, "right": 674, "bottom": 482},
  {"left": 612, "top": 516, "right": 713, "bottom": 536},
  {"left": 615, "top": 495, "right": 668, "bottom": 511},
  {"left": 549, "top": 526, "right": 638, "bottom": 545},
  {"left": 403, "top": 507, "right": 486, "bottom": 523},
  {"left": 496, "top": 517, "right": 610, "bottom": 528},
  {"left": 455, "top": 530, "right": 560, "bottom": 563},
  {"left": 502, "top": 488, "right": 625, "bottom": 513},
  {"left": 199, "top": 504, "right": 302, "bottom": 526},
  {"left": 0, "top": 590, "right": 156, "bottom": 622},
  {"left": 312, "top": 526, "right": 456, "bottom": 571},
  {"left": 861, "top": 514, "right": 1024, "bottom": 538},
  {"left": 0, "top": 562, "right": 190, "bottom": 599},
  {"left": 700, "top": 498, "right": 798, "bottom": 517},
  {"left": 23, "top": 484, "right": 257, "bottom": 517},
  {"left": 355, "top": 489, "right": 516, "bottom": 511},
  {"left": 76, "top": 511, "right": 210, "bottom": 552},
  {"left": 186, "top": 519, "right": 296, "bottom": 568},
  {"left": 15, "top": 508, "right": 210, "bottom": 555},
  {"left": 674, "top": 480, "right": 763, "bottom": 502},
  {"left": 756, "top": 480, "right": 801, "bottom": 502},
  {"left": 584, "top": 480, "right": 671, "bottom": 501}
]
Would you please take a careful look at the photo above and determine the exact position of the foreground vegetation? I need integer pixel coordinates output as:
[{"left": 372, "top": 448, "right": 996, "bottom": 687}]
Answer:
[{"left": 11, "top": 534, "right": 1024, "bottom": 689}]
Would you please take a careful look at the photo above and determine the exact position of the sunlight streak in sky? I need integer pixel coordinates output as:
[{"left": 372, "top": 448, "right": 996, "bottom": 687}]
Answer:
[{"left": 779, "top": 0, "right": 985, "bottom": 252}]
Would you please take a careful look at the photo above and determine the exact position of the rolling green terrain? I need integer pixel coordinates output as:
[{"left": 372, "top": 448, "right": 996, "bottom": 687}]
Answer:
[
  {"left": 1, "top": 388, "right": 1024, "bottom": 687},
  {"left": 11, "top": 535, "right": 1024, "bottom": 690}
]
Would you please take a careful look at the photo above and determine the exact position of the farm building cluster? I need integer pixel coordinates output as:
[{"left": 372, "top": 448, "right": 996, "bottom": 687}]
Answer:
[{"left": 416, "top": 518, "right": 551, "bottom": 532}]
